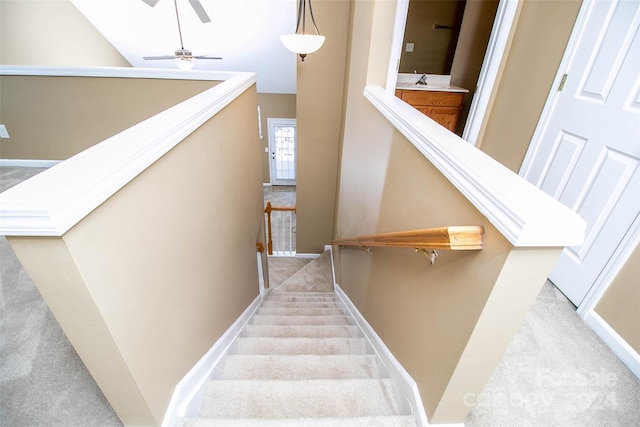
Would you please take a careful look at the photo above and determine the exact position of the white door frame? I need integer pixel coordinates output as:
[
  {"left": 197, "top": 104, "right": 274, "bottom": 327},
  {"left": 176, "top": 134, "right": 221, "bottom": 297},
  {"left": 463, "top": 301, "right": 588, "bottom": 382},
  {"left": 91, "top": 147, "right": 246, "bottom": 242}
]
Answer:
[
  {"left": 267, "top": 118, "right": 297, "bottom": 186},
  {"left": 519, "top": 0, "right": 640, "bottom": 378},
  {"left": 386, "top": 0, "right": 520, "bottom": 147}
]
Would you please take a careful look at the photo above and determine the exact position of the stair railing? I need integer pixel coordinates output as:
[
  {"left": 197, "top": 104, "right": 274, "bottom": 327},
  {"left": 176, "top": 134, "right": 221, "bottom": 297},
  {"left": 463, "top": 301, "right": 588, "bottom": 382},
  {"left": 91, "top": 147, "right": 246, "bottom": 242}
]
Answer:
[
  {"left": 264, "top": 201, "right": 297, "bottom": 256},
  {"left": 333, "top": 226, "right": 484, "bottom": 264}
]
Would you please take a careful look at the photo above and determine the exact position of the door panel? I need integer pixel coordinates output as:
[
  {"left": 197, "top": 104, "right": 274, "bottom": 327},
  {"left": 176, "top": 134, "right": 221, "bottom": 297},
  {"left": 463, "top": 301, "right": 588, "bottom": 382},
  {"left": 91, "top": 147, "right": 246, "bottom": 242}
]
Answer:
[
  {"left": 268, "top": 118, "right": 297, "bottom": 186},
  {"left": 521, "top": 0, "right": 640, "bottom": 306}
]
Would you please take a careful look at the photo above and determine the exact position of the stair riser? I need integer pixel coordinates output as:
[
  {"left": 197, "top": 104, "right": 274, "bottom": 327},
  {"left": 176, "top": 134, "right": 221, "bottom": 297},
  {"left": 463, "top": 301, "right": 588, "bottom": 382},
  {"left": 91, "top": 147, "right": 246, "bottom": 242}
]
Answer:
[
  {"left": 271, "top": 291, "right": 336, "bottom": 296},
  {"left": 257, "top": 307, "right": 346, "bottom": 316},
  {"left": 264, "top": 296, "right": 339, "bottom": 303},
  {"left": 261, "top": 301, "right": 342, "bottom": 309},
  {"left": 232, "top": 338, "right": 369, "bottom": 355},
  {"left": 251, "top": 315, "right": 354, "bottom": 326},
  {"left": 241, "top": 325, "right": 361, "bottom": 339},
  {"left": 178, "top": 416, "right": 417, "bottom": 427}
]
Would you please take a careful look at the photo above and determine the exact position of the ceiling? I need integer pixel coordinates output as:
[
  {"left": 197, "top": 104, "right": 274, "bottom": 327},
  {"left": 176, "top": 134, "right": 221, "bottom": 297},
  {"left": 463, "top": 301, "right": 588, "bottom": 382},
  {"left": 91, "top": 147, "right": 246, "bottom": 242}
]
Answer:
[{"left": 70, "top": 0, "right": 297, "bottom": 94}]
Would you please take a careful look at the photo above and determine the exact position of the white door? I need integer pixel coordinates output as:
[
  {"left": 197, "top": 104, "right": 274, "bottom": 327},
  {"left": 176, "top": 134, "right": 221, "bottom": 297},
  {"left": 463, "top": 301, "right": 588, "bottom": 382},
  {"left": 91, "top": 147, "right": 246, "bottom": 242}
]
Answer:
[
  {"left": 268, "top": 118, "right": 297, "bottom": 186},
  {"left": 520, "top": 0, "right": 640, "bottom": 306}
]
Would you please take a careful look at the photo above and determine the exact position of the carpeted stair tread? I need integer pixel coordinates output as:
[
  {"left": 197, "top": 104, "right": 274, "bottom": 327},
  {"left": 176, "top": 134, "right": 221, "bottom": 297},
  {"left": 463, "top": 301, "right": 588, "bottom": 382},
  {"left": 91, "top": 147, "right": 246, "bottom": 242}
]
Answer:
[
  {"left": 176, "top": 253, "right": 417, "bottom": 426},
  {"left": 220, "top": 354, "right": 382, "bottom": 380},
  {"left": 270, "top": 291, "right": 336, "bottom": 297},
  {"left": 260, "top": 300, "right": 342, "bottom": 308},
  {"left": 233, "top": 337, "right": 369, "bottom": 355},
  {"left": 200, "top": 379, "right": 403, "bottom": 418},
  {"left": 177, "top": 415, "right": 417, "bottom": 426},
  {"left": 241, "top": 324, "right": 360, "bottom": 338},
  {"left": 257, "top": 307, "right": 346, "bottom": 316},
  {"left": 251, "top": 314, "right": 353, "bottom": 326},
  {"left": 265, "top": 295, "right": 339, "bottom": 303}
]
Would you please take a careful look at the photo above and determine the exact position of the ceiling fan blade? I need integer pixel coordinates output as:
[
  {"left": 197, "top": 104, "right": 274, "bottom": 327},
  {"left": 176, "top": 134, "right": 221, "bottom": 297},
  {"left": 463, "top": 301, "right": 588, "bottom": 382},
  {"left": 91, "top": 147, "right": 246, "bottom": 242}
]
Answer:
[
  {"left": 143, "top": 55, "right": 177, "bottom": 60},
  {"left": 193, "top": 55, "right": 222, "bottom": 60},
  {"left": 141, "top": 0, "right": 160, "bottom": 7},
  {"left": 189, "top": 0, "right": 211, "bottom": 23}
]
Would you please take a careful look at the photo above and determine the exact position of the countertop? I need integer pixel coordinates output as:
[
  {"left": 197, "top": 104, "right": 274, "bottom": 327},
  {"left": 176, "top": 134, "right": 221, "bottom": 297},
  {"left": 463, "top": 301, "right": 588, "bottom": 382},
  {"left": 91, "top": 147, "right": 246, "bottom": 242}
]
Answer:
[
  {"left": 395, "top": 73, "right": 469, "bottom": 93},
  {"left": 395, "top": 81, "right": 469, "bottom": 93}
]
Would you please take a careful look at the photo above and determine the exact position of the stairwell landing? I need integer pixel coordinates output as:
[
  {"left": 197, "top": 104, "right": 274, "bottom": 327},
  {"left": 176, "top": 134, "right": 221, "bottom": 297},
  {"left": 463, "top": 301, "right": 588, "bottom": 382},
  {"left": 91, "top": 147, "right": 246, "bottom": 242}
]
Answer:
[{"left": 177, "top": 251, "right": 418, "bottom": 426}]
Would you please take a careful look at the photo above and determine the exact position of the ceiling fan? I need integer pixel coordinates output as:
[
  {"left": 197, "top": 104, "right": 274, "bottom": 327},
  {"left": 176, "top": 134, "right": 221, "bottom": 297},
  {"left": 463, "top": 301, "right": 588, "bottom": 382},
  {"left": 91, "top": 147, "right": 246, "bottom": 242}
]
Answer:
[{"left": 142, "top": 0, "right": 222, "bottom": 68}]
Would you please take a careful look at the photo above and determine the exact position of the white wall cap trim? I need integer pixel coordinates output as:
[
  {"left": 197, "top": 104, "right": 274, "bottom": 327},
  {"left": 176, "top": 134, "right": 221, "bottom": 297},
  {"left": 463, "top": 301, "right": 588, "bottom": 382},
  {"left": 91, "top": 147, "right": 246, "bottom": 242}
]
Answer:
[
  {"left": 0, "top": 65, "right": 237, "bottom": 81},
  {"left": 364, "top": 85, "right": 585, "bottom": 247},
  {"left": 0, "top": 71, "right": 256, "bottom": 236},
  {"left": 0, "top": 159, "right": 62, "bottom": 168}
]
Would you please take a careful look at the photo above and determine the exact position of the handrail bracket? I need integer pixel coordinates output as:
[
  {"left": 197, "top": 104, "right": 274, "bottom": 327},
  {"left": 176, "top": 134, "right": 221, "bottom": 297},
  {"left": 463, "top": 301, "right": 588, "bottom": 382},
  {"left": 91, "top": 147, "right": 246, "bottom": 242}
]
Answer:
[{"left": 416, "top": 248, "right": 439, "bottom": 265}]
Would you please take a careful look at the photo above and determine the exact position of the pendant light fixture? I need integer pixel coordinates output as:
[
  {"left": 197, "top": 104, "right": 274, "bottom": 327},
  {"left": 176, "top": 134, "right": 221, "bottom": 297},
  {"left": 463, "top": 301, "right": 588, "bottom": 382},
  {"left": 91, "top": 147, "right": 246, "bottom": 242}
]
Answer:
[{"left": 280, "top": 0, "right": 325, "bottom": 61}]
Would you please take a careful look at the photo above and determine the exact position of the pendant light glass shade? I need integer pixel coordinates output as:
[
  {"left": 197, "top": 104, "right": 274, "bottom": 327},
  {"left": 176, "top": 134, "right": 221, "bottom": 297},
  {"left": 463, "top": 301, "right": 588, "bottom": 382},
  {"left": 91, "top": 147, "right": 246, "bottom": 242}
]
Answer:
[
  {"left": 281, "top": 0, "right": 324, "bottom": 61},
  {"left": 280, "top": 34, "right": 325, "bottom": 55}
]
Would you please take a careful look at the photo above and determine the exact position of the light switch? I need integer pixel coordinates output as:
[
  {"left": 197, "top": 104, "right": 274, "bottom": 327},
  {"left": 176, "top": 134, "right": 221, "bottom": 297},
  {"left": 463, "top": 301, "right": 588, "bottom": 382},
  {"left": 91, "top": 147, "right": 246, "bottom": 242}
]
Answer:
[
  {"left": 405, "top": 43, "right": 414, "bottom": 53},
  {"left": 264, "top": 147, "right": 268, "bottom": 153},
  {"left": 0, "top": 124, "right": 10, "bottom": 139}
]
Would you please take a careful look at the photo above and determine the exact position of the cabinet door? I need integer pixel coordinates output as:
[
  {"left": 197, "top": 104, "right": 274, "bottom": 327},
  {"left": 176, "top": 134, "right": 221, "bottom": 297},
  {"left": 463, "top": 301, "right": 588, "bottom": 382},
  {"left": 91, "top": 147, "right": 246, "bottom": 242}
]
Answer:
[{"left": 429, "top": 107, "right": 461, "bottom": 131}]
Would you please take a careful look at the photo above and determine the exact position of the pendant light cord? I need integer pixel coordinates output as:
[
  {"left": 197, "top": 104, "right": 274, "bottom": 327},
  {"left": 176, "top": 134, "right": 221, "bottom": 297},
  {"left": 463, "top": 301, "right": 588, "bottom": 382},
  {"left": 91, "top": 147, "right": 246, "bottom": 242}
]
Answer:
[{"left": 295, "top": 0, "right": 321, "bottom": 36}]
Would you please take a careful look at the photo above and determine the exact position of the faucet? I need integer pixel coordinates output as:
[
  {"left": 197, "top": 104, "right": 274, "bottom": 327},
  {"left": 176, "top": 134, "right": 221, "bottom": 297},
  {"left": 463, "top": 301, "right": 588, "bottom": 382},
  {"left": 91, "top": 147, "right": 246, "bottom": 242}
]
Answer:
[{"left": 416, "top": 73, "right": 428, "bottom": 85}]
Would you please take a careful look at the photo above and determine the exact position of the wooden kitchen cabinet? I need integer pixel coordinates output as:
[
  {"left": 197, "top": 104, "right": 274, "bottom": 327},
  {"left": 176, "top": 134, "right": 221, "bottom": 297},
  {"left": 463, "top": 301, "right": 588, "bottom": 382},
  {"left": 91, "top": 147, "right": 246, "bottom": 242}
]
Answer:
[{"left": 395, "top": 89, "right": 465, "bottom": 132}]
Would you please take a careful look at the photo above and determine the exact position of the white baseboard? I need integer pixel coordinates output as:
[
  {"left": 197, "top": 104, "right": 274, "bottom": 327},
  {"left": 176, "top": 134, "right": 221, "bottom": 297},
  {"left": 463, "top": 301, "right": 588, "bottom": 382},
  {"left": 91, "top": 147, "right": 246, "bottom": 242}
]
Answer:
[
  {"left": 0, "top": 159, "right": 61, "bottom": 167},
  {"left": 326, "top": 246, "right": 431, "bottom": 426},
  {"left": 334, "top": 284, "right": 429, "bottom": 426},
  {"left": 161, "top": 292, "right": 266, "bottom": 427},
  {"left": 583, "top": 310, "right": 640, "bottom": 380}
]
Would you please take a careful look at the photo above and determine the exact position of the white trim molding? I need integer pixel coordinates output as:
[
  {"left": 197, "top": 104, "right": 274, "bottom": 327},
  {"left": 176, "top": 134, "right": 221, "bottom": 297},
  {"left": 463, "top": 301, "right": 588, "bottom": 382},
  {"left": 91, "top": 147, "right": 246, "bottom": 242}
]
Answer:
[
  {"left": 582, "top": 311, "right": 640, "bottom": 380},
  {"left": 0, "top": 65, "right": 238, "bottom": 81},
  {"left": 364, "top": 85, "right": 585, "bottom": 248},
  {"left": 161, "top": 292, "right": 265, "bottom": 427},
  {"left": 462, "top": 0, "right": 520, "bottom": 146},
  {"left": 0, "top": 69, "right": 256, "bottom": 236}
]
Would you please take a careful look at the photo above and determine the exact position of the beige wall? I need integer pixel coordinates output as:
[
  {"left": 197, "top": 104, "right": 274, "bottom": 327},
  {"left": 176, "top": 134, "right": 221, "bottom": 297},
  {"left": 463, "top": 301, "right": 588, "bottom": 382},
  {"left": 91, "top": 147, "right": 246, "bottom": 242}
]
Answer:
[
  {"left": 450, "top": 0, "right": 499, "bottom": 134},
  {"left": 0, "top": 0, "right": 129, "bottom": 67},
  {"left": 296, "top": 0, "right": 350, "bottom": 254},
  {"left": 399, "top": 0, "right": 465, "bottom": 74},
  {"left": 0, "top": 76, "right": 216, "bottom": 160},
  {"left": 477, "top": 0, "right": 581, "bottom": 172},
  {"left": 595, "top": 243, "right": 640, "bottom": 354},
  {"left": 257, "top": 93, "right": 296, "bottom": 184},
  {"left": 332, "top": 0, "right": 568, "bottom": 422},
  {"left": 8, "top": 86, "right": 264, "bottom": 425}
]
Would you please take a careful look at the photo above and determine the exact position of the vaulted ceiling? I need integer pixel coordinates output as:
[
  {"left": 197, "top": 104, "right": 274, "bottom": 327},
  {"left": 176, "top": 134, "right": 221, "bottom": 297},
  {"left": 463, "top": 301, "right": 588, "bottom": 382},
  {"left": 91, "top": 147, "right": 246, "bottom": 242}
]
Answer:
[{"left": 70, "top": 0, "right": 297, "bottom": 94}]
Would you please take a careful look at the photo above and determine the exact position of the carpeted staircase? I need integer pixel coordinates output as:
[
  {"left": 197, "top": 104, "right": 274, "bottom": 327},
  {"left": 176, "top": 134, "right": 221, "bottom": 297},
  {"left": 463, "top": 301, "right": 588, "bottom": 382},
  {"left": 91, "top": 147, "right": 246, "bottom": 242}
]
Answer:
[{"left": 177, "top": 252, "right": 417, "bottom": 426}]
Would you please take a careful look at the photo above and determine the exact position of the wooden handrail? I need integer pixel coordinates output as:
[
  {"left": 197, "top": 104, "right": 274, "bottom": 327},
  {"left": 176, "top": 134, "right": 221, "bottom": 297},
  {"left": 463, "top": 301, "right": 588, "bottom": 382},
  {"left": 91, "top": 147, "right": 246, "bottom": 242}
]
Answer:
[
  {"left": 267, "top": 205, "right": 296, "bottom": 212},
  {"left": 264, "top": 202, "right": 297, "bottom": 255},
  {"left": 333, "top": 226, "right": 484, "bottom": 251}
]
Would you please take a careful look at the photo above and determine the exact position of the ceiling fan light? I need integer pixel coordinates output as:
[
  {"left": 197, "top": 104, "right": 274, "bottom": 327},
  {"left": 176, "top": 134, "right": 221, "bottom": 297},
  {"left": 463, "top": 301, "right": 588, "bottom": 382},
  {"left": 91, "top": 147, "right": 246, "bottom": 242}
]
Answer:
[
  {"left": 280, "top": 34, "right": 325, "bottom": 55},
  {"left": 175, "top": 58, "right": 194, "bottom": 70}
]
